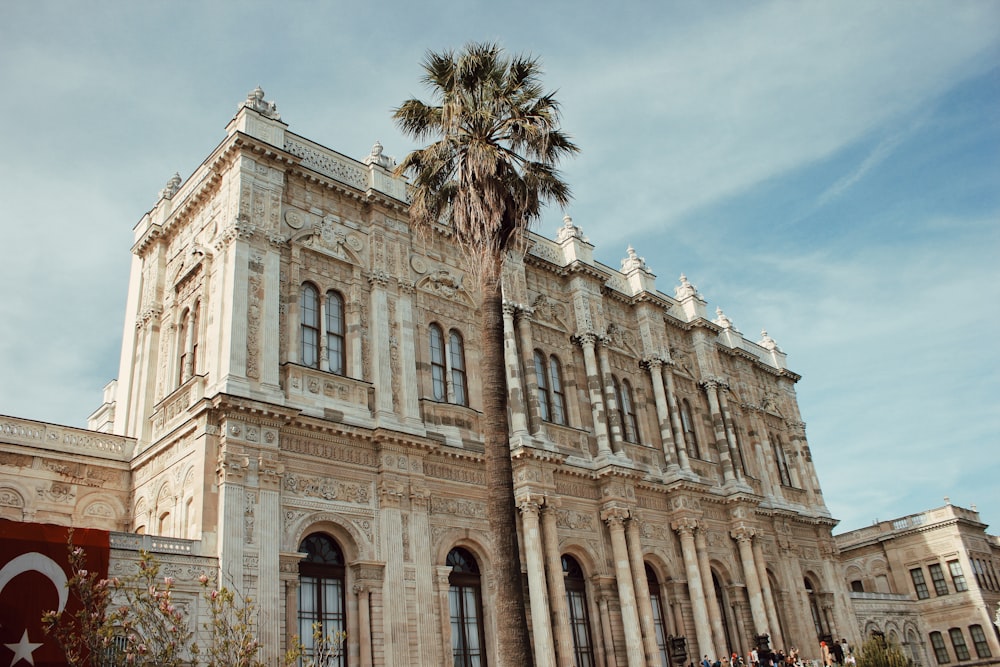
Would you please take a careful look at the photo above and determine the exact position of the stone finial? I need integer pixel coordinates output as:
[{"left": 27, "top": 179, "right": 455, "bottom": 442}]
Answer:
[
  {"left": 242, "top": 85, "right": 280, "bottom": 120},
  {"left": 621, "top": 245, "right": 649, "bottom": 273},
  {"left": 159, "top": 172, "right": 182, "bottom": 200},
  {"left": 674, "top": 274, "right": 701, "bottom": 300},
  {"left": 758, "top": 329, "right": 780, "bottom": 351},
  {"left": 556, "top": 214, "right": 588, "bottom": 243},
  {"left": 714, "top": 307, "right": 733, "bottom": 329},
  {"left": 364, "top": 140, "right": 396, "bottom": 169}
]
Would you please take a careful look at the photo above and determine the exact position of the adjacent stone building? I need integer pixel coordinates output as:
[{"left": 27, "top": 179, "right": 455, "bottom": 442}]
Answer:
[
  {"left": 836, "top": 503, "right": 1000, "bottom": 667},
  {"left": 1, "top": 88, "right": 860, "bottom": 667}
]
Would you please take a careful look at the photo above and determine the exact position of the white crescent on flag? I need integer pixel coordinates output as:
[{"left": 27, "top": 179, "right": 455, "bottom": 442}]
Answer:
[{"left": 0, "top": 552, "right": 69, "bottom": 613}]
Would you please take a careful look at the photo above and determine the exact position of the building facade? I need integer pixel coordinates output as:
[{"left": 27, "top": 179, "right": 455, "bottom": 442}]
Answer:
[
  {"left": 1, "top": 88, "right": 859, "bottom": 667},
  {"left": 836, "top": 503, "right": 1000, "bottom": 667}
]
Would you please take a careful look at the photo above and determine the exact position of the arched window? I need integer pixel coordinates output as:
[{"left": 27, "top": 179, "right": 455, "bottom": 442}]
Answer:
[
  {"left": 450, "top": 331, "right": 468, "bottom": 406},
  {"left": 301, "top": 284, "right": 320, "bottom": 369},
  {"left": 646, "top": 565, "right": 670, "bottom": 665},
  {"left": 326, "top": 291, "right": 345, "bottom": 375},
  {"left": 429, "top": 325, "right": 468, "bottom": 406},
  {"left": 447, "top": 548, "right": 486, "bottom": 667},
  {"left": 535, "top": 351, "right": 567, "bottom": 426},
  {"left": 805, "top": 577, "right": 824, "bottom": 638},
  {"left": 549, "top": 356, "right": 567, "bottom": 425},
  {"left": 177, "top": 307, "right": 198, "bottom": 385},
  {"left": 299, "top": 533, "right": 346, "bottom": 666},
  {"left": 616, "top": 378, "right": 640, "bottom": 443},
  {"left": 949, "top": 628, "right": 970, "bottom": 661},
  {"left": 969, "top": 625, "right": 992, "bottom": 659},
  {"left": 713, "top": 571, "right": 737, "bottom": 657},
  {"left": 563, "top": 555, "right": 595, "bottom": 667},
  {"left": 930, "top": 631, "right": 951, "bottom": 664},
  {"left": 772, "top": 434, "right": 792, "bottom": 486},
  {"left": 680, "top": 399, "right": 700, "bottom": 459},
  {"left": 430, "top": 324, "right": 447, "bottom": 401}
]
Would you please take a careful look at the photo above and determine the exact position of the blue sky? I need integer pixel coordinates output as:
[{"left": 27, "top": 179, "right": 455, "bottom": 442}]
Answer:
[{"left": 0, "top": 1, "right": 997, "bottom": 534}]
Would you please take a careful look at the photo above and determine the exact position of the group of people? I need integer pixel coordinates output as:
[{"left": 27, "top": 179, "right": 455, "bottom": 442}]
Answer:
[{"left": 695, "top": 638, "right": 853, "bottom": 667}]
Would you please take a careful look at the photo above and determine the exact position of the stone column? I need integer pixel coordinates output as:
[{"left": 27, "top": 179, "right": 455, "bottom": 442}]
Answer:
[
  {"left": 604, "top": 508, "right": 646, "bottom": 667},
  {"left": 378, "top": 480, "right": 408, "bottom": 666},
  {"left": 695, "top": 527, "right": 728, "bottom": 659},
  {"left": 751, "top": 536, "right": 784, "bottom": 652},
  {"left": 625, "top": 514, "right": 661, "bottom": 666},
  {"left": 541, "top": 501, "right": 574, "bottom": 667},
  {"left": 284, "top": 579, "right": 299, "bottom": 649},
  {"left": 598, "top": 592, "right": 619, "bottom": 667},
  {"left": 597, "top": 342, "right": 625, "bottom": 454},
  {"left": 257, "top": 457, "right": 283, "bottom": 663},
  {"left": 732, "top": 527, "right": 768, "bottom": 637},
  {"left": 520, "top": 497, "right": 556, "bottom": 667},
  {"left": 516, "top": 307, "right": 544, "bottom": 435},
  {"left": 789, "top": 422, "right": 820, "bottom": 505},
  {"left": 260, "top": 240, "right": 282, "bottom": 393},
  {"left": 717, "top": 390, "right": 744, "bottom": 480},
  {"left": 503, "top": 302, "right": 530, "bottom": 438},
  {"left": 435, "top": 566, "right": 454, "bottom": 665},
  {"left": 182, "top": 310, "right": 195, "bottom": 381},
  {"left": 662, "top": 364, "right": 691, "bottom": 472},
  {"left": 673, "top": 519, "right": 714, "bottom": 661},
  {"left": 396, "top": 282, "right": 423, "bottom": 426},
  {"left": 410, "top": 487, "right": 439, "bottom": 665},
  {"left": 356, "top": 584, "right": 373, "bottom": 667},
  {"left": 643, "top": 357, "right": 678, "bottom": 471},
  {"left": 216, "top": 449, "right": 246, "bottom": 593},
  {"left": 575, "top": 333, "right": 612, "bottom": 455},
  {"left": 701, "top": 379, "right": 736, "bottom": 482},
  {"left": 368, "top": 273, "right": 394, "bottom": 420}
]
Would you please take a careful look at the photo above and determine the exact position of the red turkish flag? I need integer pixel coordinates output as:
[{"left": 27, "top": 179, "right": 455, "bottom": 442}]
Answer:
[{"left": 0, "top": 519, "right": 109, "bottom": 667}]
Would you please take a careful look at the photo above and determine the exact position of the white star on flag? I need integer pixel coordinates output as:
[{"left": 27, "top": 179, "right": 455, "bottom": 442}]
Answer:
[{"left": 4, "top": 629, "right": 42, "bottom": 666}]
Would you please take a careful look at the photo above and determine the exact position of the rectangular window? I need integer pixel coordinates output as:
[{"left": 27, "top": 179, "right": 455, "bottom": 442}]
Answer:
[
  {"left": 930, "top": 632, "right": 951, "bottom": 664},
  {"left": 929, "top": 563, "right": 949, "bottom": 596},
  {"left": 948, "top": 560, "right": 968, "bottom": 592},
  {"left": 911, "top": 568, "right": 930, "bottom": 599},
  {"left": 949, "top": 628, "right": 971, "bottom": 661},
  {"left": 969, "top": 625, "right": 992, "bottom": 659}
]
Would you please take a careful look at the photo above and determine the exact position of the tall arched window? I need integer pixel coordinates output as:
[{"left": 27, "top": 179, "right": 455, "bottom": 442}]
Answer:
[
  {"left": 450, "top": 331, "right": 468, "bottom": 406},
  {"left": 616, "top": 378, "right": 640, "bottom": 443},
  {"left": 772, "top": 434, "right": 792, "bottom": 486},
  {"left": 177, "top": 306, "right": 198, "bottom": 385},
  {"left": 429, "top": 325, "right": 468, "bottom": 406},
  {"left": 646, "top": 565, "right": 670, "bottom": 665},
  {"left": 563, "top": 555, "right": 595, "bottom": 667},
  {"left": 301, "top": 284, "right": 320, "bottom": 369},
  {"left": 535, "top": 351, "right": 567, "bottom": 426},
  {"left": 326, "top": 290, "right": 345, "bottom": 375},
  {"left": 299, "top": 533, "right": 346, "bottom": 666},
  {"left": 447, "top": 548, "right": 486, "bottom": 667},
  {"left": 681, "top": 399, "right": 700, "bottom": 459},
  {"left": 804, "top": 577, "right": 824, "bottom": 638}
]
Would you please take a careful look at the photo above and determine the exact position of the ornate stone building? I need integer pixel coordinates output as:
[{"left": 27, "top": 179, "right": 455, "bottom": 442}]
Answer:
[
  {"left": 836, "top": 503, "right": 1000, "bottom": 667},
  {"left": 0, "top": 88, "right": 859, "bottom": 667}
]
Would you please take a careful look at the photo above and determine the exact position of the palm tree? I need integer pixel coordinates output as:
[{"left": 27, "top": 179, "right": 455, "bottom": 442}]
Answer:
[{"left": 394, "top": 43, "right": 578, "bottom": 666}]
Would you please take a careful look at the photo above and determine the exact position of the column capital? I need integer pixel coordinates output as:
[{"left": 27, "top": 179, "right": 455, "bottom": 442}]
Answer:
[
  {"left": 378, "top": 480, "right": 406, "bottom": 507},
  {"left": 217, "top": 452, "right": 249, "bottom": 484},
  {"left": 731, "top": 524, "right": 757, "bottom": 543},
  {"left": 398, "top": 280, "right": 416, "bottom": 294},
  {"left": 671, "top": 517, "right": 699, "bottom": 535},
  {"left": 699, "top": 375, "right": 730, "bottom": 391},
  {"left": 571, "top": 331, "right": 600, "bottom": 348},
  {"left": 258, "top": 456, "right": 285, "bottom": 491},
  {"left": 366, "top": 270, "right": 390, "bottom": 288},
  {"left": 517, "top": 495, "right": 543, "bottom": 516},
  {"left": 601, "top": 506, "right": 630, "bottom": 527}
]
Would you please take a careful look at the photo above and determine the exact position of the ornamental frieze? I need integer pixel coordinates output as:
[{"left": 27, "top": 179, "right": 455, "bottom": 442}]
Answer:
[
  {"left": 284, "top": 474, "right": 372, "bottom": 505},
  {"left": 429, "top": 497, "right": 486, "bottom": 519},
  {"left": 554, "top": 478, "right": 600, "bottom": 500},
  {"left": 555, "top": 509, "right": 596, "bottom": 532},
  {"left": 637, "top": 494, "right": 669, "bottom": 512},
  {"left": 280, "top": 436, "right": 377, "bottom": 467},
  {"left": 423, "top": 462, "right": 485, "bottom": 486}
]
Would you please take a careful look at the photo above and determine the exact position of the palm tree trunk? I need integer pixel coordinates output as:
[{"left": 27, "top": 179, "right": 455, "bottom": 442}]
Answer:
[{"left": 480, "top": 276, "right": 534, "bottom": 666}]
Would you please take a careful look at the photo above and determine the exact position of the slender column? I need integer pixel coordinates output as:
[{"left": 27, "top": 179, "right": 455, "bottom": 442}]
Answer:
[
  {"left": 597, "top": 342, "right": 624, "bottom": 454},
  {"left": 673, "top": 519, "right": 714, "bottom": 660},
  {"left": 516, "top": 308, "right": 543, "bottom": 435},
  {"left": 368, "top": 273, "right": 394, "bottom": 419},
  {"left": 435, "top": 566, "right": 454, "bottom": 665},
  {"left": 410, "top": 488, "right": 439, "bottom": 665},
  {"left": 625, "top": 515, "right": 661, "bottom": 666},
  {"left": 701, "top": 379, "right": 736, "bottom": 482},
  {"left": 717, "top": 391, "right": 744, "bottom": 480},
  {"left": 356, "top": 585, "right": 373, "bottom": 667},
  {"left": 751, "top": 536, "right": 784, "bottom": 652},
  {"left": 520, "top": 497, "right": 556, "bottom": 667},
  {"left": 732, "top": 527, "right": 768, "bottom": 637},
  {"left": 503, "top": 302, "right": 530, "bottom": 438},
  {"left": 288, "top": 249, "right": 303, "bottom": 364},
  {"left": 257, "top": 458, "right": 282, "bottom": 663},
  {"left": 695, "top": 527, "right": 727, "bottom": 659},
  {"left": 182, "top": 311, "right": 195, "bottom": 381},
  {"left": 789, "top": 422, "right": 819, "bottom": 505},
  {"left": 643, "top": 358, "right": 678, "bottom": 471},
  {"left": 378, "top": 481, "right": 408, "bottom": 666},
  {"left": 598, "top": 592, "right": 619, "bottom": 667},
  {"left": 542, "top": 502, "right": 574, "bottom": 667},
  {"left": 285, "top": 579, "right": 299, "bottom": 649},
  {"left": 260, "top": 243, "right": 282, "bottom": 392},
  {"left": 396, "top": 283, "right": 422, "bottom": 425},
  {"left": 575, "top": 333, "right": 612, "bottom": 455},
  {"left": 662, "top": 367, "right": 691, "bottom": 471},
  {"left": 604, "top": 509, "right": 646, "bottom": 667}
]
